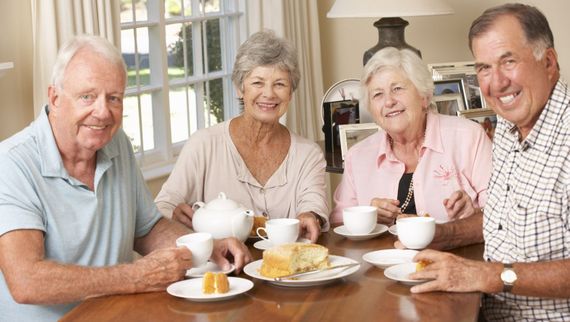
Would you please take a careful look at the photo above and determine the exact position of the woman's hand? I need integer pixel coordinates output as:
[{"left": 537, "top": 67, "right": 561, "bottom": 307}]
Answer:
[
  {"left": 370, "top": 198, "right": 401, "bottom": 225},
  {"left": 171, "top": 203, "right": 195, "bottom": 229},
  {"left": 297, "top": 212, "right": 322, "bottom": 243},
  {"left": 443, "top": 190, "right": 476, "bottom": 221}
]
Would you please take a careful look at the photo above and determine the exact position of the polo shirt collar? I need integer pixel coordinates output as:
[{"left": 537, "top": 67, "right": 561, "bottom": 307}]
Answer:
[{"left": 34, "top": 105, "right": 118, "bottom": 181}]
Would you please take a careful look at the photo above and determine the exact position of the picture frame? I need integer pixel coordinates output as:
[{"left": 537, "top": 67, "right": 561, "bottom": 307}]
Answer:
[
  {"left": 434, "top": 79, "right": 468, "bottom": 110},
  {"left": 458, "top": 108, "right": 497, "bottom": 141},
  {"left": 429, "top": 61, "right": 486, "bottom": 110},
  {"left": 322, "top": 99, "right": 360, "bottom": 153},
  {"left": 338, "top": 123, "right": 380, "bottom": 160},
  {"left": 433, "top": 93, "right": 466, "bottom": 116}
]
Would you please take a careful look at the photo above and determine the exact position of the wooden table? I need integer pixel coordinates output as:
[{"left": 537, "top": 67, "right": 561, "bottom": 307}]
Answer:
[{"left": 61, "top": 230, "right": 483, "bottom": 322}]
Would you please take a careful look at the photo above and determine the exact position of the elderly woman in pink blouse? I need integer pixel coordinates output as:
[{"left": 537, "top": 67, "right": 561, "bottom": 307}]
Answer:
[{"left": 330, "top": 47, "right": 492, "bottom": 225}]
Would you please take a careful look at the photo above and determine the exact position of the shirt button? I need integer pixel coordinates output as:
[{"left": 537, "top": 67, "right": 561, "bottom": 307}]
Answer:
[
  {"left": 506, "top": 185, "right": 510, "bottom": 191},
  {"left": 260, "top": 188, "right": 265, "bottom": 194}
]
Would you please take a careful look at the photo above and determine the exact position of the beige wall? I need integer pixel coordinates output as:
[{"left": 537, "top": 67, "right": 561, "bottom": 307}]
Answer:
[
  {"left": 1, "top": 1, "right": 569, "bottom": 198},
  {"left": 0, "top": 0, "right": 33, "bottom": 141}
]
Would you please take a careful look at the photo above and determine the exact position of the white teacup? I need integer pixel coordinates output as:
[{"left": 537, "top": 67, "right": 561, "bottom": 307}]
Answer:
[
  {"left": 396, "top": 217, "right": 436, "bottom": 249},
  {"left": 343, "top": 205, "right": 377, "bottom": 235},
  {"left": 176, "top": 232, "right": 214, "bottom": 267},
  {"left": 256, "top": 218, "right": 299, "bottom": 246}
]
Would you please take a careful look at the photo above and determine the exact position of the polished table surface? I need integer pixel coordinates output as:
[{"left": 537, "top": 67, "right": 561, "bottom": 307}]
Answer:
[{"left": 61, "top": 230, "right": 483, "bottom": 322}]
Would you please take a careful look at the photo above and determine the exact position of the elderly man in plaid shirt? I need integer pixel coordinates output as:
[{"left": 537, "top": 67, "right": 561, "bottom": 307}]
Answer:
[{"left": 401, "top": 4, "right": 570, "bottom": 321}]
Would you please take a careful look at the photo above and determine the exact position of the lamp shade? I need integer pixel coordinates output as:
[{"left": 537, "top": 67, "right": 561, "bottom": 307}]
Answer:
[{"left": 326, "top": 0, "right": 454, "bottom": 18}]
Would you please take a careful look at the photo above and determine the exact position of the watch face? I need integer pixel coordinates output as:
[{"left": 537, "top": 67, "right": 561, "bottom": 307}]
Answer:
[{"left": 501, "top": 269, "right": 517, "bottom": 284}]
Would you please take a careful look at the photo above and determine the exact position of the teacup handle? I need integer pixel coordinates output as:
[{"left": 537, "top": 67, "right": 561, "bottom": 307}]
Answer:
[
  {"left": 256, "top": 227, "right": 269, "bottom": 241},
  {"left": 192, "top": 201, "right": 205, "bottom": 211}
]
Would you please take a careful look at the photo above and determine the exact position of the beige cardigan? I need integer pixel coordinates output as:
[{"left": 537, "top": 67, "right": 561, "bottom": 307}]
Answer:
[{"left": 155, "top": 119, "right": 330, "bottom": 231}]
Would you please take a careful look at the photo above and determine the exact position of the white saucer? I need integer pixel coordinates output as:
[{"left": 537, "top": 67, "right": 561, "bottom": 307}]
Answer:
[
  {"left": 253, "top": 238, "right": 311, "bottom": 250},
  {"left": 362, "top": 249, "right": 418, "bottom": 269},
  {"left": 167, "top": 277, "right": 253, "bottom": 302},
  {"left": 333, "top": 224, "right": 388, "bottom": 241},
  {"left": 388, "top": 225, "right": 397, "bottom": 236},
  {"left": 186, "top": 261, "right": 236, "bottom": 278},
  {"left": 384, "top": 262, "right": 431, "bottom": 286}
]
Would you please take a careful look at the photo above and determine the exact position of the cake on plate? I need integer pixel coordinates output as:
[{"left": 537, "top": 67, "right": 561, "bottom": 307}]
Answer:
[
  {"left": 202, "top": 272, "right": 229, "bottom": 294},
  {"left": 259, "top": 243, "right": 330, "bottom": 278}
]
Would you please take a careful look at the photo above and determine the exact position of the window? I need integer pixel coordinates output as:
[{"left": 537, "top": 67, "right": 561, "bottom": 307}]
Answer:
[{"left": 120, "top": 0, "right": 245, "bottom": 178}]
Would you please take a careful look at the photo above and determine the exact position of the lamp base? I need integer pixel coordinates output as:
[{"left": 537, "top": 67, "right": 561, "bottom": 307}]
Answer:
[{"left": 363, "top": 17, "right": 421, "bottom": 65}]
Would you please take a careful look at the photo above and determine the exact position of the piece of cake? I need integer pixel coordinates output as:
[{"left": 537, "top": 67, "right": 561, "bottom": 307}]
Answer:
[
  {"left": 202, "top": 272, "right": 229, "bottom": 294},
  {"left": 415, "top": 260, "right": 432, "bottom": 272},
  {"left": 259, "top": 243, "right": 330, "bottom": 278}
]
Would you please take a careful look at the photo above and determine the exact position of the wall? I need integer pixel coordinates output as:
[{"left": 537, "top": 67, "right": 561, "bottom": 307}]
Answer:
[
  {"left": 317, "top": 0, "right": 570, "bottom": 203},
  {"left": 0, "top": 0, "right": 33, "bottom": 140}
]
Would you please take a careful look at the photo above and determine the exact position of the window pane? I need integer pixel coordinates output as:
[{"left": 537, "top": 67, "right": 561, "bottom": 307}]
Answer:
[
  {"left": 136, "top": 27, "right": 151, "bottom": 87},
  {"left": 169, "top": 86, "right": 189, "bottom": 143},
  {"left": 183, "top": 0, "right": 193, "bottom": 16},
  {"left": 122, "top": 28, "right": 151, "bottom": 88},
  {"left": 204, "top": 0, "right": 220, "bottom": 13},
  {"left": 205, "top": 19, "right": 222, "bottom": 72},
  {"left": 167, "top": 23, "right": 193, "bottom": 79},
  {"left": 135, "top": 0, "right": 148, "bottom": 21},
  {"left": 123, "top": 95, "right": 142, "bottom": 153},
  {"left": 165, "top": 0, "right": 181, "bottom": 18},
  {"left": 139, "top": 93, "right": 155, "bottom": 151},
  {"left": 205, "top": 78, "right": 224, "bottom": 126},
  {"left": 120, "top": 0, "right": 134, "bottom": 23}
]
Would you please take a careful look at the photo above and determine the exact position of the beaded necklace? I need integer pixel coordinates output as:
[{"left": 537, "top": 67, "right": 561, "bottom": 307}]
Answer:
[{"left": 400, "top": 177, "right": 414, "bottom": 212}]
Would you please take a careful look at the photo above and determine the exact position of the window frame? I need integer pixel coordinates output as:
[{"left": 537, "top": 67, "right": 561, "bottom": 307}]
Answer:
[{"left": 119, "top": 0, "right": 247, "bottom": 180}]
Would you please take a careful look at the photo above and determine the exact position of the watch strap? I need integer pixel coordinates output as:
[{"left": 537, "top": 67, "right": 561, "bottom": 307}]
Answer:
[{"left": 502, "top": 263, "right": 515, "bottom": 293}]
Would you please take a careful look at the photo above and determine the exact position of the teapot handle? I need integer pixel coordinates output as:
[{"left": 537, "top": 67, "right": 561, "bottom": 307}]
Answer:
[{"left": 192, "top": 201, "right": 205, "bottom": 211}]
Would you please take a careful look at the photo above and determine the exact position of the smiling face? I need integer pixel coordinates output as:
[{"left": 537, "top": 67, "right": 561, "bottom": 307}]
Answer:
[
  {"left": 367, "top": 68, "right": 429, "bottom": 138},
  {"left": 238, "top": 65, "right": 292, "bottom": 124},
  {"left": 472, "top": 15, "right": 559, "bottom": 138},
  {"left": 48, "top": 48, "right": 126, "bottom": 157}
]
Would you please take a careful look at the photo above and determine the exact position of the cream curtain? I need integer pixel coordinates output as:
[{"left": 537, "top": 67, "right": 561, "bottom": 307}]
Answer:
[
  {"left": 31, "top": 0, "right": 120, "bottom": 116},
  {"left": 245, "top": 0, "right": 324, "bottom": 141}
]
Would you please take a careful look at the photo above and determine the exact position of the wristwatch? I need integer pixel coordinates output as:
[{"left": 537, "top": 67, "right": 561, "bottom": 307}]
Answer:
[{"left": 500, "top": 263, "right": 517, "bottom": 292}]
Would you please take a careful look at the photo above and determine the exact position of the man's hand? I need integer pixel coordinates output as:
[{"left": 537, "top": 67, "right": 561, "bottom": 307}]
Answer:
[
  {"left": 408, "top": 249, "right": 501, "bottom": 294},
  {"left": 443, "top": 190, "right": 476, "bottom": 220},
  {"left": 297, "top": 212, "right": 321, "bottom": 243},
  {"left": 131, "top": 247, "right": 193, "bottom": 293},
  {"left": 172, "top": 203, "right": 195, "bottom": 229},
  {"left": 210, "top": 238, "right": 252, "bottom": 273},
  {"left": 370, "top": 198, "right": 401, "bottom": 225}
]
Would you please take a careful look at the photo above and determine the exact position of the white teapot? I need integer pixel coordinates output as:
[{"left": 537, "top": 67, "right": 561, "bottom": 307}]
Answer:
[{"left": 192, "top": 192, "right": 254, "bottom": 242}]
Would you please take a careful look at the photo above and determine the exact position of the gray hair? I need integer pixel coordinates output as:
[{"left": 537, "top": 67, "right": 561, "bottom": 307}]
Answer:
[
  {"left": 468, "top": 3, "right": 554, "bottom": 60},
  {"left": 360, "top": 47, "right": 434, "bottom": 113},
  {"left": 51, "top": 35, "right": 127, "bottom": 89},
  {"left": 231, "top": 30, "right": 300, "bottom": 94}
]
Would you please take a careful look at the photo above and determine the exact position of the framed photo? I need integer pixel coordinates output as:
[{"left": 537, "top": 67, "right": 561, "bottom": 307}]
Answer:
[
  {"left": 429, "top": 61, "right": 485, "bottom": 110},
  {"left": 458, "top": 108, "right": 497, "bottom": 141},
  {"left": 338, "top": 123, "right": 380, "bottom": 160},
  {"left": 433, "top": 93, "right": 465, "bottom": 116},
  {"left": 322, "top": 99, "right": 360, "bottom": 153},
  {"left": 434, "top": 79, "right": 468, "bottom": 110}
]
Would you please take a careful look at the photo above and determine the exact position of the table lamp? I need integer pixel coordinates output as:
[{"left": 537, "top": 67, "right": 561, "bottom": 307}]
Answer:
[{"left": 327, "top": 0, "right": 454, "bottom": 65}]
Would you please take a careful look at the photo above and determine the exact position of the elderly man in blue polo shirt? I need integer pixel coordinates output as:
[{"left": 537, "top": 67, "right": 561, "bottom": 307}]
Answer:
[{"left": 0, "top": 35, "right": 251, "bottom": 321}]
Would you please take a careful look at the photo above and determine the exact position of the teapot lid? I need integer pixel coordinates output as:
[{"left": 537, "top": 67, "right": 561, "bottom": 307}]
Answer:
[{"left": 205, "top": 192, "right": 241, "bottom": 210}]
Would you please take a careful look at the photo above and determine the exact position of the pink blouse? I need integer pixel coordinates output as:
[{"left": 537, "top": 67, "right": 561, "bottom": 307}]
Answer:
[{"left": 331, "top": 112, "right": 492, "bottom": 224}]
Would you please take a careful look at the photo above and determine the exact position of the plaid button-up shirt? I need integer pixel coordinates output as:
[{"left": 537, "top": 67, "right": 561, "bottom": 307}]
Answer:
[{"left": 483, "top": 80, "right": 570, "bottom": 321}]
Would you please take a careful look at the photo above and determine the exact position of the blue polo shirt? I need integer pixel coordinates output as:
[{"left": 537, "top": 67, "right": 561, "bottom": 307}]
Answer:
[{"left": 0, "top": 106, "right": 162, "bottom": 321}]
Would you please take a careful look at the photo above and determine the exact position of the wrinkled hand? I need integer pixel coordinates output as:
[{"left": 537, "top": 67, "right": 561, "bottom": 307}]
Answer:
[
  {"left": 297, "top": 212, "right": 321, "bottom": 243},
  {"left": 443, "top": 190, "right": 475, "bottom": 221},
  {"left": 370, "top": 198, "right": 401, "bottom": 225},
  {"left": 132, "top": 247, "right": 192, "bottom": 292},
  {"left": 172, "top": 203, "right": 194, "bottom": 229},
  {"left": 210, "top": 238, "right": 252, "bottom": 273},
  {"left": 408, "top": 249, "right": 494, "bottom": 293}
]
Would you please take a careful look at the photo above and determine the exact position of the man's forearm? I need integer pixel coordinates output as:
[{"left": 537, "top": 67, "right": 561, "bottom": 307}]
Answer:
[{"left": 437, "top": 210, "right": 484, "bottom": 250}]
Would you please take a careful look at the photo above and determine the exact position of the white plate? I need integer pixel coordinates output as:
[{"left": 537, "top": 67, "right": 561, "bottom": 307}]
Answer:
[
  {"left": 362, "top": 249, "right": 418, "bottom": 269},
  {"left": 333, "top": 224, "right": 388, "bottom": 241},
  {"left": 243, "top": 255, "right": 360, "bottom": 287},
  {"left": 384, "top": 262, "right": 431, "bottom": 286},
  {"left": 253, "top": 238, "right": 311, "bottom": 250},
  {"left": 186, "top": 262, "right": 236, "bottom": 278},
  {"left": 167, "top": 277, "right": 253, "bottom": 302},
  {"left": 389, "top": 225, "right": 397, "bottom": 236}
]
